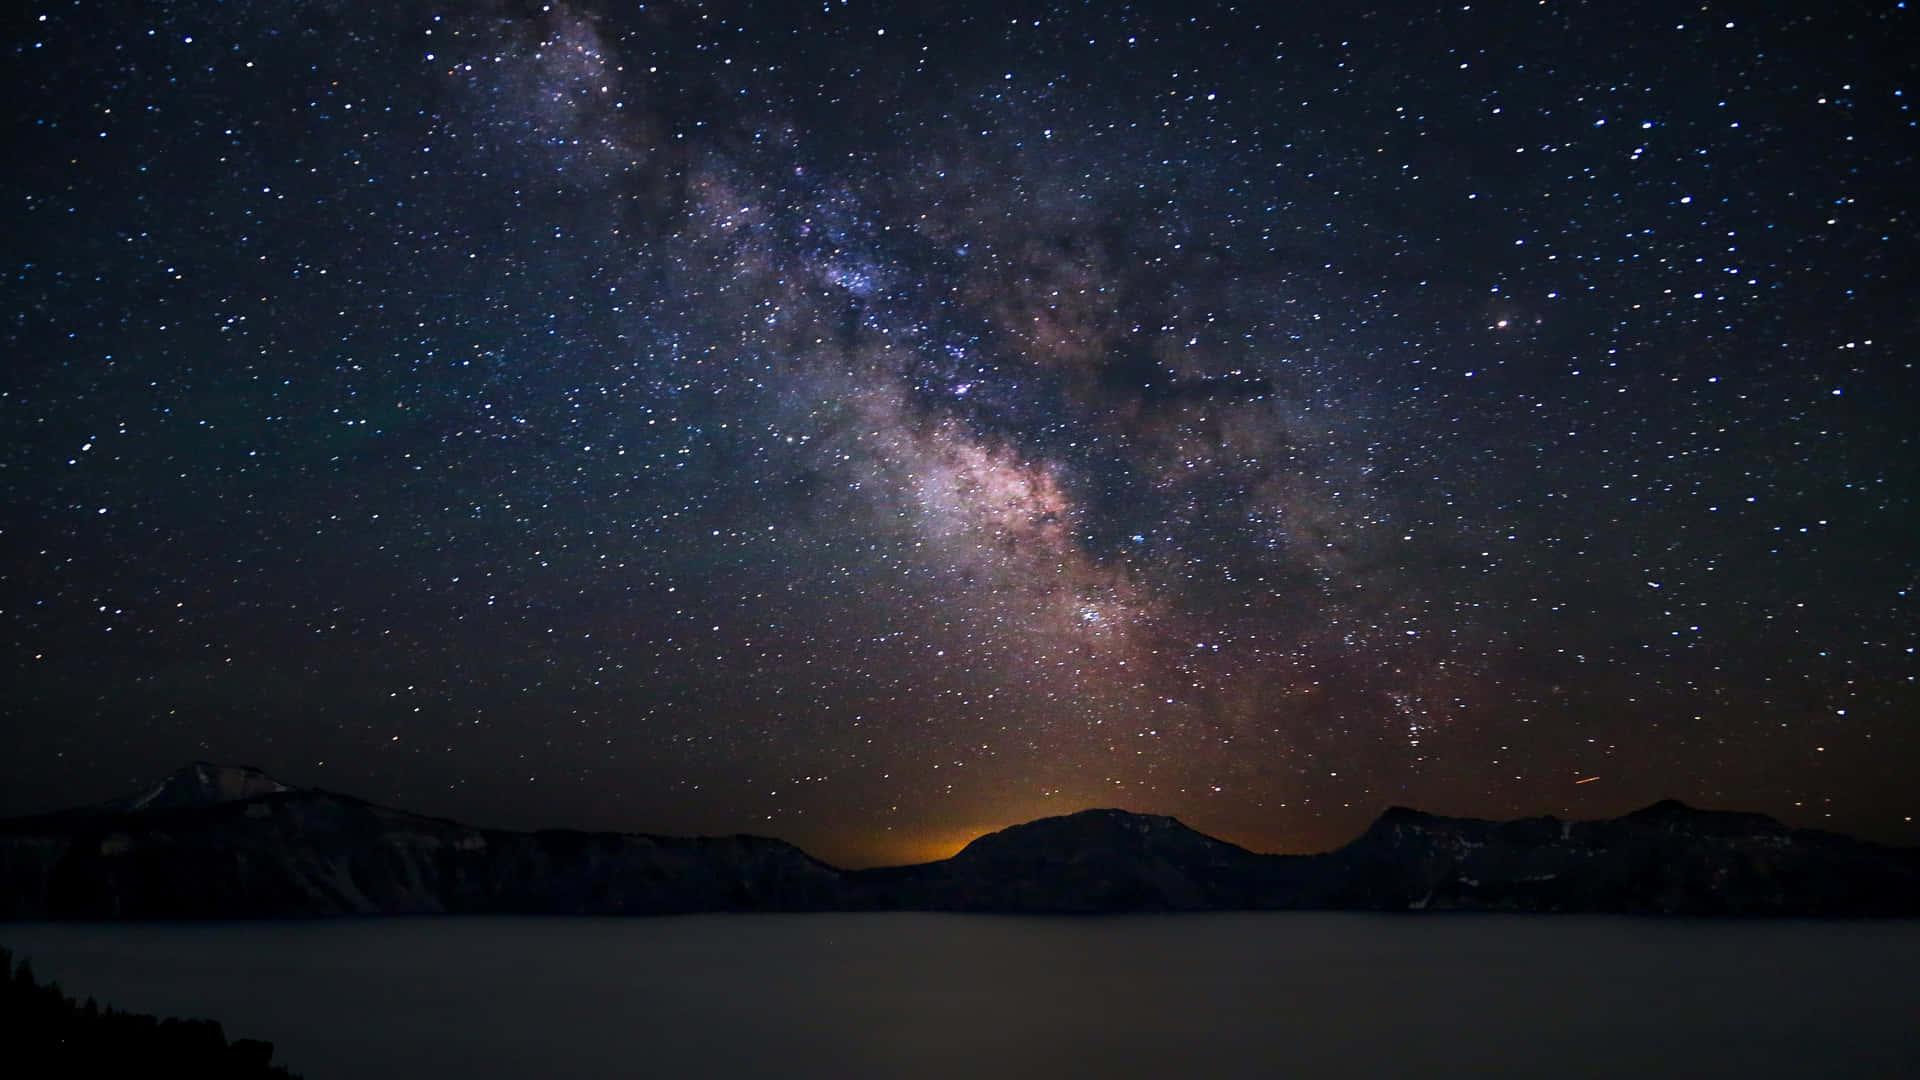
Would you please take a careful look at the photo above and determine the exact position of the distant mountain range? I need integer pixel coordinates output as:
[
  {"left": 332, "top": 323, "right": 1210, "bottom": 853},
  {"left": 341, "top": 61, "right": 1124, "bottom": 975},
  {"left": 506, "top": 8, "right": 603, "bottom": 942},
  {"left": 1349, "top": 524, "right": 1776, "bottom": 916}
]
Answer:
[{"left": 2, "top": 763, "right": 1915, "bottom": 918}]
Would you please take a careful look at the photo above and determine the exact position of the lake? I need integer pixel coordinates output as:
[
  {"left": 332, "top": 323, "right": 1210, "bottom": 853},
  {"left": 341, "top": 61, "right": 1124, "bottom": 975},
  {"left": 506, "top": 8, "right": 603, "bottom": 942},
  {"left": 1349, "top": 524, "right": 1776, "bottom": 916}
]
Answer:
[{"left": 6, "top": 913, "right": 1916, "bottom": 1078}]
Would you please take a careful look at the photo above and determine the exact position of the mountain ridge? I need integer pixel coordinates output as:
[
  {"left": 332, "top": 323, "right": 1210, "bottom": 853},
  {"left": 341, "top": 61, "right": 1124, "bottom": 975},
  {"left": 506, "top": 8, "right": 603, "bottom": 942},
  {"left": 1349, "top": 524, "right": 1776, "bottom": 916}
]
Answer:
[{"left": 2, "top": 765, "right": 1915, "bottom": 918}]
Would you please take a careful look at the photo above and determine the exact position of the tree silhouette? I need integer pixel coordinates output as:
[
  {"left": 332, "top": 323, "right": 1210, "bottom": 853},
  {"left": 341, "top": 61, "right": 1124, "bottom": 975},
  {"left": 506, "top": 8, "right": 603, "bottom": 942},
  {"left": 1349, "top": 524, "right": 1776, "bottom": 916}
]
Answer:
[{"left": 0, "top": 945, "right": 300, "bottom": 1078}]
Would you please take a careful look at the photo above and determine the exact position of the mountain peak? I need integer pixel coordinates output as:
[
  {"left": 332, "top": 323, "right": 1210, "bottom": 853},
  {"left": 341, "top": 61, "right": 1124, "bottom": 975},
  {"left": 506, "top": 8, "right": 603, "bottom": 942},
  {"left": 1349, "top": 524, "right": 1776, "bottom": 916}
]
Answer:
[
  {"left": 111, "top": 762, "right": 294, "bottom": 813},
  {"left": 1625, "top": 798, "right": 1698, "bottom": 818},
  {"left": 948, "top": 807, "right": 1243, "bottom": 865},
  {"left": 1619, "top": 798, "right": 1787, "bottom": 835},
  {"left": 1059, "top": 807, "right": 1188, "bottom": 830},
  {"left": 1374, "top": 805, "right": 1439, "bottom": 825}
]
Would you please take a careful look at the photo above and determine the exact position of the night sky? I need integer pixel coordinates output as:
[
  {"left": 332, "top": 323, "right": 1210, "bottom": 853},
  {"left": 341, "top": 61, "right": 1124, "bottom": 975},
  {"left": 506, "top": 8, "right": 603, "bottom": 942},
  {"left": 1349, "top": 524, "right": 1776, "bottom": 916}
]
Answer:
[{"left": 5, "top": 1, "right": 1915, "bottom": 868}]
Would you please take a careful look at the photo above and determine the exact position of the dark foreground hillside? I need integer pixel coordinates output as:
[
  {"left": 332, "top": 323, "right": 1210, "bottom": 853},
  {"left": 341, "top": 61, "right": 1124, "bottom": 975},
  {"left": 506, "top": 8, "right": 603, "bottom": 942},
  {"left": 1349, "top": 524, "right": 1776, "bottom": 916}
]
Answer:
[{"left": 0, "top": 945, "right": 299, "bottom": 1078}]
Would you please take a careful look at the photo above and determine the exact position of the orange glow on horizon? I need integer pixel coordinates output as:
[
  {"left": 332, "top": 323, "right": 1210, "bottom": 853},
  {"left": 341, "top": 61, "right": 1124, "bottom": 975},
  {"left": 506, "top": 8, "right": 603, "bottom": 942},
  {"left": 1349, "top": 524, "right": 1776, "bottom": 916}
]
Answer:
[
  {"left": 809, "top": 795, "right": 1375, "bottom": 869},
  {"left": 814, "top": 824, "right": 994, "bottom": 870}
]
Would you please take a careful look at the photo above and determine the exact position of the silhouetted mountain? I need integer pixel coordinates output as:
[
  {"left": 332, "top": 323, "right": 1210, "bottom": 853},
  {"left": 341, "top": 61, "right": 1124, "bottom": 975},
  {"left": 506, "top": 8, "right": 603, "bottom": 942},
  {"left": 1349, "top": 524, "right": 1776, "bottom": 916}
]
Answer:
[
  {"left": 2, "top": 768, "right": 1915, "bottom": 918},
  {"left": 0, "top": 779, "right": 842, "bottom": 919},
  {"left": 1327, "top": 801, "right": 1920, "bottom": 915},
  {"left": 105, "top": 762, "right": 294, "bottom": 813},
  {"left": 847, "top": 808, "right": 1290, "bottom": 912}
]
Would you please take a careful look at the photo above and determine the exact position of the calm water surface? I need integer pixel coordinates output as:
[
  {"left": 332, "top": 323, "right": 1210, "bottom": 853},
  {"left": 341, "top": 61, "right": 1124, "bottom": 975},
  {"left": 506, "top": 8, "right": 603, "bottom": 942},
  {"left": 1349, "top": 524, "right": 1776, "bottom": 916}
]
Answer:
[{"left": 6, "top": 913, "right": 1916, "bottom": 1079}]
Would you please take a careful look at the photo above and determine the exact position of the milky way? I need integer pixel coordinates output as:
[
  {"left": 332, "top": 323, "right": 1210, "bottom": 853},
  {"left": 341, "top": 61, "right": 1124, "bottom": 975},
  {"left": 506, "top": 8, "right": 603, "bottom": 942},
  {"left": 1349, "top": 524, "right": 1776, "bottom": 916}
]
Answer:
[{"left": 4, "top": 1, "right": 1915, "bottom": 865}]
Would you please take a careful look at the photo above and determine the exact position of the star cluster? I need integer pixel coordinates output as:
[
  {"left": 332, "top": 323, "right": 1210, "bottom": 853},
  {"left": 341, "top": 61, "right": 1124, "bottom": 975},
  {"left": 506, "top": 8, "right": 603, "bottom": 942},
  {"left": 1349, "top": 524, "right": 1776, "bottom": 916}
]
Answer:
[{"left": 4, "top": 1, "right": 1915, "bottom": 866}]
